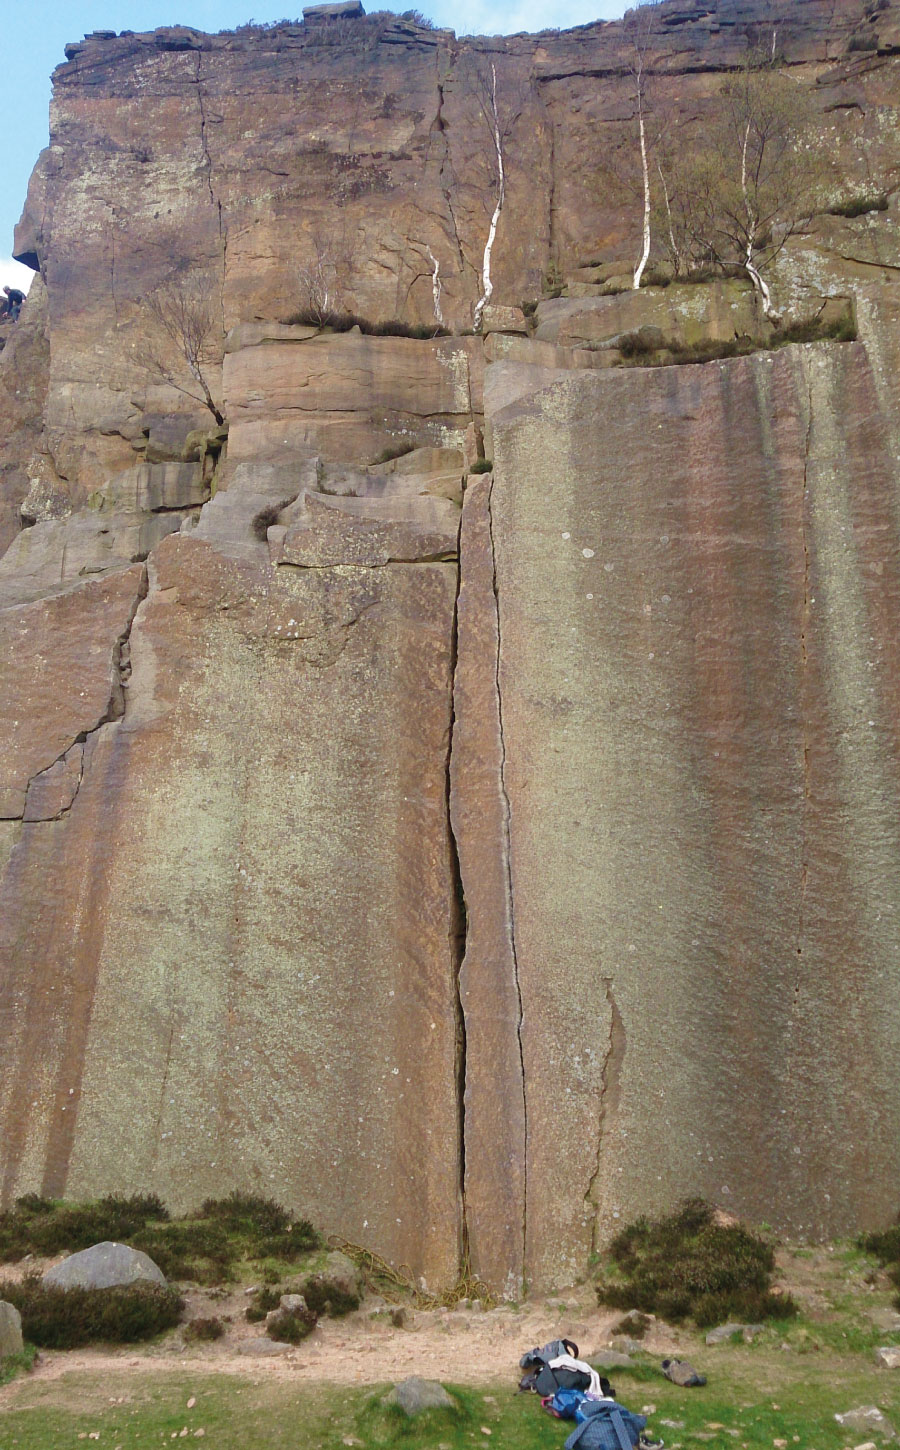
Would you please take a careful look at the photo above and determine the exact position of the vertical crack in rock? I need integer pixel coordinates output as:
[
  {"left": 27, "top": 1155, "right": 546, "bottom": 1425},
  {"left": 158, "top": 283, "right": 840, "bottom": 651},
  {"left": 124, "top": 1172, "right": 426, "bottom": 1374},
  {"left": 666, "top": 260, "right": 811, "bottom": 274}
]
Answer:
[
  {"left": 110, "top": 227, "right": 119, "bottom": 325},
  {"left": 797, "top": 372, "right": 814, "bottom": 989},
  {"left": 533, "top": 72, "right": 558, "bottom": 270},
  {"left": 446, "top": 559, "right": 470, "bottom": 1273},
  {"left": 195, "top": 52, "right": 228, "bottom": 334},
  {"left": 485, "top": 476, "right": 528, "bottom": 1270},
  {"left": 434, "top": 52, "right": 466, "bottom": 277},
  {"left": 584, "top": 978, "right": 626, "bottom": 1252},
  {"left": 194, "top": 52, "right": 216, "bottom": 207},
  {"left": 108, "top": 563, "right": 150, "bottom": 724}
]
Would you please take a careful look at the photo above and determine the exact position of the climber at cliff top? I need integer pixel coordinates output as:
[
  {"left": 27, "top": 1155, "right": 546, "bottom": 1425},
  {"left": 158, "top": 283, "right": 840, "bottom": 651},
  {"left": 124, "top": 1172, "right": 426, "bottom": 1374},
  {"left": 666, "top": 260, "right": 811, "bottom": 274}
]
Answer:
[{"left": 1, "top": 285, "right": 25, "bottom": 322}]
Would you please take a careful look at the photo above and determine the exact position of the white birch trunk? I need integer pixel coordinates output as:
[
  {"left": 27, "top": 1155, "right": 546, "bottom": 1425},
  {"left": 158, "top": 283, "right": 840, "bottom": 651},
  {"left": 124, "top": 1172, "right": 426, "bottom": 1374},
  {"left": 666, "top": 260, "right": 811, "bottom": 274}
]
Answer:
[
  {"left": 473, "top": 64, "right": 505, "bottom": 333},
  {"left": 739, "top": 117, "right": 780, "bottom": 321},
  {"left": 745, "top": 247, "right": 780, "bottom": 320},
  {"left": 426, "top": 247, "right": 444, "bottom": 327},
  {"left": 633, "top": 87, "right": 652, "bottom": 289}
]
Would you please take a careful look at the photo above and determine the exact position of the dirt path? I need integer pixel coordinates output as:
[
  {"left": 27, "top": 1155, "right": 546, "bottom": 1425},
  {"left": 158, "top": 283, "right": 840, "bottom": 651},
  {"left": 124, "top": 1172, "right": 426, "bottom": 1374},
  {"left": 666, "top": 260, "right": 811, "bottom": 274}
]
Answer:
[{"left": 0, "top": 1276, "right": 687, "bottom": 1404}]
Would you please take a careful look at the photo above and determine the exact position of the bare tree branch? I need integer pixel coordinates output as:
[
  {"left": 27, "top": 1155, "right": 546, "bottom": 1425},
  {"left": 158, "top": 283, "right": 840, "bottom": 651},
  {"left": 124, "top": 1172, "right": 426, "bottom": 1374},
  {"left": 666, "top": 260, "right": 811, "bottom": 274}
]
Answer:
[{"left": 138, "top": 276, "right": 225, "bottom": 424}]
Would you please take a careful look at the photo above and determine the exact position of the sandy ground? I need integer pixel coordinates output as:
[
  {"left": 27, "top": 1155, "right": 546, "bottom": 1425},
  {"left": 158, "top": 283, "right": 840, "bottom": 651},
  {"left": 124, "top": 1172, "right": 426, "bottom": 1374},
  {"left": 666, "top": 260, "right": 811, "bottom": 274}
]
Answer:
[{"left": 0, "top": 1260, "right": 690, "bottom": 1400}]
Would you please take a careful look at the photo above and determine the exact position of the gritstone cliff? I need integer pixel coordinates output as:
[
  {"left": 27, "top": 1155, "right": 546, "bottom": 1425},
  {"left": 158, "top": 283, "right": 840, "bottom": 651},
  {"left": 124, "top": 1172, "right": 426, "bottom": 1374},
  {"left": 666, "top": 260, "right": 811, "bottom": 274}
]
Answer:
[{"left": 1, "top": 0, "right": 899, "bottom": 1297}]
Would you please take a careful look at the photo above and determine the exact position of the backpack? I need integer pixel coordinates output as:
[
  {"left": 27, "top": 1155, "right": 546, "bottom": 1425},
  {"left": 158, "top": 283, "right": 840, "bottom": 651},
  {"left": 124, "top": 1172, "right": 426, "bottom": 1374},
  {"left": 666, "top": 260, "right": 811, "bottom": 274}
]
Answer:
[
  {"left": 543, "top": 1388, "right": 588, "bottom": 1420},
  {"left": 565, "top": 1400, "right": 647, "bottom": 1450},
  {"left": 519, "top": 1339, "right": 581, "bottom": 1394}
]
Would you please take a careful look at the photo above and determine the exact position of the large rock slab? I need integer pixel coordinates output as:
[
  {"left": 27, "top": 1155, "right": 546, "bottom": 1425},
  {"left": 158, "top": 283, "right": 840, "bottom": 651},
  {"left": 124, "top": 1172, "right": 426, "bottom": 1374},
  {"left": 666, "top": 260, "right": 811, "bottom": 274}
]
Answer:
[
  {"left": 0, "top": 533, "right": 462, "bottom": 1290},
  {"left": 485, "top": 343, "right": 900, "bottom": 1289},
  {"left": 449, "top": 474, "right": 526, "bottom": 1298},
  {"left": 44, "top": 1241, "right": 167, "bottom": 1289}
]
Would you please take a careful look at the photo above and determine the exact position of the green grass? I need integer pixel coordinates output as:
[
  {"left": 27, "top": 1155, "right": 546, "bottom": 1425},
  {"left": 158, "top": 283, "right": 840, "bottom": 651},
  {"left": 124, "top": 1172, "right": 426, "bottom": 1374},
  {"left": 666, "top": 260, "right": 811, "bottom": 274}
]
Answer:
[
  {"left": 0, "top": 1343, "right": 37, "bottom": 1386},
  {"left": 0, "top": 1355, "right": 898, "bottom": 1450}
]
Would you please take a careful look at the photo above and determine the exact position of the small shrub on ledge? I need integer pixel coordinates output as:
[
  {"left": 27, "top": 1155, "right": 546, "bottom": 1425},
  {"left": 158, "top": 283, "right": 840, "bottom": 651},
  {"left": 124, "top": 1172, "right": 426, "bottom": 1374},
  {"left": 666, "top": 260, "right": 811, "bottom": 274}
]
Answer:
[
  {"left": 827, "top": 193, "right": 889, "bottom": 218},
  {"left": 280, "top": 307, "right": 449, "bottom": 338},
  {"left": 616, "top": 309, "right": 856, "bottom": 368}
]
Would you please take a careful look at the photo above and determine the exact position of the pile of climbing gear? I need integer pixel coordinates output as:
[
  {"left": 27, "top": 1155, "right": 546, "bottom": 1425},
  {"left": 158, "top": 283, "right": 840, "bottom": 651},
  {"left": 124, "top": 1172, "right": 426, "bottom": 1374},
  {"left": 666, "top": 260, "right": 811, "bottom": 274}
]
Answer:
[{"left": 518, "top": 1337, "right": 665, "bottom": 1450}]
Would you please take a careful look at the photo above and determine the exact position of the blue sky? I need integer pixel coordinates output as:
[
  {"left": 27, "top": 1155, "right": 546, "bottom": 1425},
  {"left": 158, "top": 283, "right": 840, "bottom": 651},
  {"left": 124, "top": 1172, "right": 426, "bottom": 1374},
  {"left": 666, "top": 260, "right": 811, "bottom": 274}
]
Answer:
[{"left": 0, "top": 0, "right": 625, "bottom": 294}]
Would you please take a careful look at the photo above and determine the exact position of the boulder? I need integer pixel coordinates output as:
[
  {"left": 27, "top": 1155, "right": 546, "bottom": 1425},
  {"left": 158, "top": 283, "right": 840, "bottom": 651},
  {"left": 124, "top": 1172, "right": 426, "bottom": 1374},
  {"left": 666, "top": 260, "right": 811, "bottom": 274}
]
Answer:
[
  {"left": 43, "top": 1241, "right": 167, "bottom": 1291},
  {"left": 875, "top": 1347, "right": 900, "bottom": 1369},
  {"left": 384, "top": 1377, "right": 455, "bottom": 1416},
  {"left": 279, "top": 1293, "right": 310, "bottom": 1314},
  {"left": 610, "top": 1335, "right": 645, "bottom": 1354},
  {"left": 590, "top": 1350, "right": 635, "bottom": 1369},
  {"left": 0, "top": 1301, "right": 24, "bottom": 1360}
]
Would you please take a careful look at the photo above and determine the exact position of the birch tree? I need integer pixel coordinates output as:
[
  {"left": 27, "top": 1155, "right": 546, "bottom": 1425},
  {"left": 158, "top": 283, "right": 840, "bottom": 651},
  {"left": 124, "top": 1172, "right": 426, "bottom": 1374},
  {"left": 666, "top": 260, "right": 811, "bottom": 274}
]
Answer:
[
  {"left": 624, "top": 2, "right": 662, "bottom": 289},
  {"left": 472, "top": 62, "right": 505, "bottom": 332},
  {"left": 139, "top": 275, "right": 225, "bottom": 424},
  {"left": 663, "top": 61, "right": 824, "bottom": 317},
  {"left": 469, "top": 60, "right": 524, "bottom": 332}
]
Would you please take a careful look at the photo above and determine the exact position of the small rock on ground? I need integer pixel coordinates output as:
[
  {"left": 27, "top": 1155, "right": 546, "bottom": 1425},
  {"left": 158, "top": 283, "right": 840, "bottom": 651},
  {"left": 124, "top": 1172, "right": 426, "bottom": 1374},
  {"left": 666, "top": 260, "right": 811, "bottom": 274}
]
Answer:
[
  {"left": 279, "top": 1294, "right": 309, "bottom": 1314},
  {"left": 590, "top": 1351, "right": 635, "bottom": 1369},
  {"left": 875, "top": 1347, "right": 900, "bottom": 1370},
  {"left": 237, "top": 1337, "right": 294, "bottom": 1357},
  {"left": 384, "top": 1377, "right": 455, "bottom": 1415},
  {"left": 705, "top": 1323, "right": 764, "bottom": 1346},
  {"left": 43, "top": 1242, "right": 166, "bottom": 1290},
  {"left": 835, "top": 1407, "right": 895, "bottom": 1438}
]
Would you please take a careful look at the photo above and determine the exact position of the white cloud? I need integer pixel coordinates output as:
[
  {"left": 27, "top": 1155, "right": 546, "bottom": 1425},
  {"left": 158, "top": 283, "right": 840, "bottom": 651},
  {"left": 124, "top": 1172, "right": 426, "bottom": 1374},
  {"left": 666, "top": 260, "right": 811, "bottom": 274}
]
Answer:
[{"left": 0, "top": 258, "right": 35, "bottom": 295}]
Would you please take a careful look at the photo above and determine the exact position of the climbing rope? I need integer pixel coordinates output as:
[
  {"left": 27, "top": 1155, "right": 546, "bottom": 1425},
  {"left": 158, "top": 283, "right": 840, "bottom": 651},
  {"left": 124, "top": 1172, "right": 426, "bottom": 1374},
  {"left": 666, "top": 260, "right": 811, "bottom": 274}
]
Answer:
[{"left": 327, "top": 1234, "right": 498, "bottom": 1311}]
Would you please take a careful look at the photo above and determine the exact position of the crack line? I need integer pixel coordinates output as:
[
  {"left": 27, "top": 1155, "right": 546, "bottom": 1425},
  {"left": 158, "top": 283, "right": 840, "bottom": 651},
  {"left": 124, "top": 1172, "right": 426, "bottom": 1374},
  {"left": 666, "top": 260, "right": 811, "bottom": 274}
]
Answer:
[
  {"left": 485, "top": 473, "right": 527, "bottom": 1277},
  {"left": 445, "top": 557, "right": 470, "bottom": 1276},
  {"left": 795, "top": 369, "right": 815, "bottom": 1011},
  {"left": 583, "top": 978, "right": 626, "bottom": 1253}
]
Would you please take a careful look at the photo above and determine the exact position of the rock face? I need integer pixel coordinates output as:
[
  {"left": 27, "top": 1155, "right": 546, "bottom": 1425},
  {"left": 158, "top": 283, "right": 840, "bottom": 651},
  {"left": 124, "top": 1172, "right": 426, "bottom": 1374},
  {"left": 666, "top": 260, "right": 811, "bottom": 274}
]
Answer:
[
  {"left": 43, "top": 1241, "right": 167, "bottom": 1289},
  {"left": 1, "top": 0, "right": 900, "bottom": 1297},
  {"left": 486, "top": 345, "right": 900, "bottom": 1283}
]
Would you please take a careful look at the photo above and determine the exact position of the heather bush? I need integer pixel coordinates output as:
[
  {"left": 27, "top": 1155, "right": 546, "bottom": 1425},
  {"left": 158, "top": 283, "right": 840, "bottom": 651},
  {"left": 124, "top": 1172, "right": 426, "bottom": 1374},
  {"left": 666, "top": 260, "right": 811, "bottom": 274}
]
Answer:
[
  {"left": 595, "top": 1198, "right": 797, "bottom": 1327},
  {"left": 0, "top": 1271, "right": 183, "bottom": 1348}
]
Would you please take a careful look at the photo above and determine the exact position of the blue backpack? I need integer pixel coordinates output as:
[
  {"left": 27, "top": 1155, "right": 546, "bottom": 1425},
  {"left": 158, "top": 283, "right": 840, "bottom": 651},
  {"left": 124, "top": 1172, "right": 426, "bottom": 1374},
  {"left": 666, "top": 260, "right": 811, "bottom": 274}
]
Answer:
[
  {"left": 565, "top": 1400, "right": 647, "bottom": 1450},
  {"left": 543, "top": 1388, "right": 588, "bottom": 1420}
]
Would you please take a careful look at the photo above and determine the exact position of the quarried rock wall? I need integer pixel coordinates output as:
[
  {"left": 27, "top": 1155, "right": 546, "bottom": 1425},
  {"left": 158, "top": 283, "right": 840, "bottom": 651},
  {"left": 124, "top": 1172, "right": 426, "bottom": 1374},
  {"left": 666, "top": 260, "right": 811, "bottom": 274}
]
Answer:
[{"left": 1, "top": 0, "right": 900, "bottom": 1294}]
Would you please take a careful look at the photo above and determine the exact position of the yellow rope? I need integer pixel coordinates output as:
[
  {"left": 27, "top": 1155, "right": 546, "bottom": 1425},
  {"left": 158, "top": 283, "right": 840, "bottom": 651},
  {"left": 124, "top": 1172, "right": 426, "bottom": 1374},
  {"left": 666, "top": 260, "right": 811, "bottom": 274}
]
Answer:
[{"left": 328, "top": 1235, "right": 498, "bottom": 1311}]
